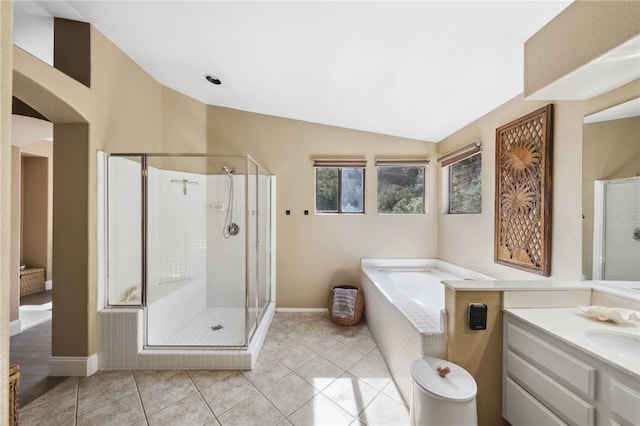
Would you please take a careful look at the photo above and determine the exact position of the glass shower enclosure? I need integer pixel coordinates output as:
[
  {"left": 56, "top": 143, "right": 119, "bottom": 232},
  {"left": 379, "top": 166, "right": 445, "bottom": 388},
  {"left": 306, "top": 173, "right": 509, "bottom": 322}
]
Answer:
[
  {"left": 106, "top": 154, "right": 273, "bottom": 347},
  {"left": 592, "top": 177, "right": 640, "bottom": 280}
]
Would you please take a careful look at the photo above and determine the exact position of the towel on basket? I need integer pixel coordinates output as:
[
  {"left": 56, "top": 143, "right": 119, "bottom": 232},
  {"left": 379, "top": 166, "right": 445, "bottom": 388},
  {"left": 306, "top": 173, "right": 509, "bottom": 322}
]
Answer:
[{"left": 332, "top": 288, "right": 358, "bottom": 319}]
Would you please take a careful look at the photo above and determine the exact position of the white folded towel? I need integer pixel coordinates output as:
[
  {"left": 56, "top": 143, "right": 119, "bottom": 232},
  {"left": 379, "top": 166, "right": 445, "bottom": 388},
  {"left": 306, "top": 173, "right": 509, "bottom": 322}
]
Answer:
[
  {"left": 579, "top": 305, "right": 640, "bottom": 324},
  {"left": 333, "top": 288, "right": 358, "bottom": 319},
  {"left": 124, "top": 286, "right": 141, "bottom": 303}
]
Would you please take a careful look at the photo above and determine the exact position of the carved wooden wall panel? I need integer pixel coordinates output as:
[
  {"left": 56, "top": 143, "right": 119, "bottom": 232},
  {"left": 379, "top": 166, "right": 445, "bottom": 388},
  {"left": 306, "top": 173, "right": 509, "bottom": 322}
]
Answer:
[{"left": 495, "top": 105, "right": 553, "bottom": 276}]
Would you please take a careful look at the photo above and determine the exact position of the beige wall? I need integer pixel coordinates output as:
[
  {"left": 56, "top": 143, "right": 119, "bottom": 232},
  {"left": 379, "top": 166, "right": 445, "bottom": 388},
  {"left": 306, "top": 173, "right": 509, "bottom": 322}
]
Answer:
[
  {"left": 582, "top": 116, "right": 640, "bottom": 279},
  {"left": 438, "top": 96, "right": 582, "bottom": 279},
  {"left": 161, "top": 87, "right": 207, "bottom": 153},
  {"left": 207, "top": 106, "right": 437, "bottom": 307},
  {"left": 10, "top": 147, "right": 20, "bottom": 323},
  {"left": 446, "top": 289, "right": 505, "bottom": 426},
  {"left": 52, "top": 123, "right": 91, "bottom": 356},
  {"left": 1, "top": 0, "right": 13, "bottom": 418},
  {"left": 21, "top": 141, "right": 54, "bottom": 281},
  {"left": 437, "top": 79, "right": 640, "bottom": 280},
  {"left": 21, "top": 156, "right": 49, "bottom": 272}
]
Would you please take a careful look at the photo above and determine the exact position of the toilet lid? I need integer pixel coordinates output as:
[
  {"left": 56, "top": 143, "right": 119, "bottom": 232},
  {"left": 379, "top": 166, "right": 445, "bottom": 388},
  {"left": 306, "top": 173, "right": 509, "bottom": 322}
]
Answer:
[{"left": 411, "top": 356, "right": 477, "bottom": 402}]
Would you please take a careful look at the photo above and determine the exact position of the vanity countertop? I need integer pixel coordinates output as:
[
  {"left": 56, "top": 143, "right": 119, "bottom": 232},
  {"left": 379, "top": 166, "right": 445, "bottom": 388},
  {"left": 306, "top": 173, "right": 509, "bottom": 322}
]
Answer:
[{"left": 504, "top": 307, "right": 640, "bottom": 378}]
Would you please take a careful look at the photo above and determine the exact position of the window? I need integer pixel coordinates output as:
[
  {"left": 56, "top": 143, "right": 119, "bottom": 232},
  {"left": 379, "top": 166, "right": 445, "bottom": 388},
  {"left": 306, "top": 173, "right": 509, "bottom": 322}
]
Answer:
[
  {"left": 376, "top": 160, "right": 427, "bottom": 214},
  {"left": 448, "top": 152, "right": 482, "bottom": 214},
  {"left": 314, "top": 160, "right": 365, "bottom": 213}
]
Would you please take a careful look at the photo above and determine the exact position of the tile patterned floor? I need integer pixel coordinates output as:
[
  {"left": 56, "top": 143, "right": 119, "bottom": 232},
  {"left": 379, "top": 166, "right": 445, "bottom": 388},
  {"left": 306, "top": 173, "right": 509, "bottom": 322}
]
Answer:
[{"left": 17, "top": 312, "right": 410, "bottom": 425}]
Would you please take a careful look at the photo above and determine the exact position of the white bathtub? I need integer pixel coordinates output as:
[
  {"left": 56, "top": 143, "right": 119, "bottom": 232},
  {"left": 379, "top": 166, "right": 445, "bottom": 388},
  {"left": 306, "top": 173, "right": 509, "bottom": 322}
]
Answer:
[{"left": 361, "top": 258, "right": 492, "bottom": 404}]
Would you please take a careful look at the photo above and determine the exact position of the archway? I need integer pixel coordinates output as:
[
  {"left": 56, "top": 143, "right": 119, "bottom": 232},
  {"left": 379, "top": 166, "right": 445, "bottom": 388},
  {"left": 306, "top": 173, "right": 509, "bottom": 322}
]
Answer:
[{"left": 13, "top": 64, "right": 95, "bottom": 376}]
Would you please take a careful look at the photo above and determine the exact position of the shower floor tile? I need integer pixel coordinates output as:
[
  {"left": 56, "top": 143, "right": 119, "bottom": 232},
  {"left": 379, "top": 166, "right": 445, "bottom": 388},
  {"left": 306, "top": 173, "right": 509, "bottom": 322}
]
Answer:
[
  {"left": 17, "top": 312, "right": 410, "bottom": 425},
  {"left": 152, "top": 307, "right": 247, "bottom": 347}
]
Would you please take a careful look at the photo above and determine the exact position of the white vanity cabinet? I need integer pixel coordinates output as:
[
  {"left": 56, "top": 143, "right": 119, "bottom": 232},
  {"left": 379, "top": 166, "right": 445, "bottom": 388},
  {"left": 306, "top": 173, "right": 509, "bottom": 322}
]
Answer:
[{"left": 503, "top": 311, "right": 640, "bottom": 426}]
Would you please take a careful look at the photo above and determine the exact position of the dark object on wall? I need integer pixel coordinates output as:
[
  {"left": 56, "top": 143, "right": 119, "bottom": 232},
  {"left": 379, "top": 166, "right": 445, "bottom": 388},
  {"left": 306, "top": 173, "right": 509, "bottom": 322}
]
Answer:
[
  {"left": 328, "top": 285, "right": 364, "bottom": 326},
  {"left": 495, "top": 104, "right": 554, "bottom": 276},
  {"left": 54, "top": 18, "right": 91, "bottom": 87},
  {"left": 468, "top": 303, "right": 487, "bottom": 330}
]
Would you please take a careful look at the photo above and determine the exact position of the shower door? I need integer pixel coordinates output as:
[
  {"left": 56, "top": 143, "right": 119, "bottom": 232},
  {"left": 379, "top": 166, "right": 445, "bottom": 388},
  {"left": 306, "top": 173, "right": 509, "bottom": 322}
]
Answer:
[
  {"left": 245, "top": 158, "right": 273, "bottom": 341},
  {"left": 593, "top": 178, "right": 640, "bottom": 280},
  {"left": 145, "top": 156, "right": 211, "bottom": 346}
]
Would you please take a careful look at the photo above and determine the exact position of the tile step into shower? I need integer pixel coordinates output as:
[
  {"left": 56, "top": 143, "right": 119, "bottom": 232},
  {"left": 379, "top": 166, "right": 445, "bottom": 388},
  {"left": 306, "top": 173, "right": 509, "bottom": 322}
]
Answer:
[{"left": 97, "top": 302, "right": 274, "bottom": 370}]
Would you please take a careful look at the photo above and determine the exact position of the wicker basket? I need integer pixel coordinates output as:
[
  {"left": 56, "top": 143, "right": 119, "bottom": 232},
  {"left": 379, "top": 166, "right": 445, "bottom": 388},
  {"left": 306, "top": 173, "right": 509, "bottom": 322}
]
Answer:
[
  {"left": 328, "top": 285, "right": 364, "bottom": 326},
  {"left": 20, "top": 268, "right": 45, "bottom": 297},
  {"left": 9, "top": 364, "right": 19, "bottom": 426}
]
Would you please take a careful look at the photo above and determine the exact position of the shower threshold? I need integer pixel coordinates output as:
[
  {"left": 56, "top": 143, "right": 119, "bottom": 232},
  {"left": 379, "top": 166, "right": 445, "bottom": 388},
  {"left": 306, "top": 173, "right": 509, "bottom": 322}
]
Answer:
[{"left": 98, "top": 302, "right": 275, "bottom": 370}]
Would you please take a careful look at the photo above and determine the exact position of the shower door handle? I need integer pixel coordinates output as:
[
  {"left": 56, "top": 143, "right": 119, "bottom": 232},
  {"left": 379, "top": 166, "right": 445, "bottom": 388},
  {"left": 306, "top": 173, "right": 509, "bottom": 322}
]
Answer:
[{"left": 633, "top": 227, "right": 640, "bottom": 241}]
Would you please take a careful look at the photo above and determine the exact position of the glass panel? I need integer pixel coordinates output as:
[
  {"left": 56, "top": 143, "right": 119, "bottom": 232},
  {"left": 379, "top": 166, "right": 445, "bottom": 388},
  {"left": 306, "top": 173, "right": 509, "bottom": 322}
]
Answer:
[
  {"left": 257, "top": 171, "right": 271, "bottom": 320},
  {"left": 449, "top": 153, "right": 482, "bottom": 214},
  {"left": 604, "top": 179, "right": 640, "bottom": 280},
  {"left": 316, "top": 168, "right": 339, "bottom": 212},
  {"left": 341, "top": 168, "right": 364, "bottom": 212},
  {"left": 377, "top": 166, "right": 424, "bottom": 214},
  {"left": 107, "top": 156, "right": 142, "bottom": 306},
  {"left": 246, "top": 160, "right": 259, "bottom": 340},
  {"left": 145, "top": 156, "right": 209, "bottom": 345},
  {"left": 203, "top": 156, "right": 247, "bottom": 346}
]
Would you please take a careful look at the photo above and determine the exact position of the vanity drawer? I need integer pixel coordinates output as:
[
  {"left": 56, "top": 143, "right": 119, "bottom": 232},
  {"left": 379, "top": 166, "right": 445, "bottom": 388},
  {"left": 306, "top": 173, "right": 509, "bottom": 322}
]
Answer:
[
  {"left": 506, "top": 322, "right": 596, "bottom": 398},
  {"left": 610, "top": 379, "right": 640, "bottom": 426},
  {"left": 507, "top": 350, "right": 595, "bottom": 426},
  {"left": 505, "top": 377, "right": 567, "bottom": 426}
]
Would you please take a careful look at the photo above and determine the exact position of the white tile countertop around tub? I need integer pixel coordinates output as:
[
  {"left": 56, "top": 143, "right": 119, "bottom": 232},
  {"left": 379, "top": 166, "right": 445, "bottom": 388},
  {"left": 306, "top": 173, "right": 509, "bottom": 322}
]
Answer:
[
  {"left": 442, "top": 279, "right": 640, "bottom": 306},
  {"left": 504, "top": 307, "right": 640, "bottom": 378},
  {"left": 442, "top": 280, "right": 593, "bottom": 291}
]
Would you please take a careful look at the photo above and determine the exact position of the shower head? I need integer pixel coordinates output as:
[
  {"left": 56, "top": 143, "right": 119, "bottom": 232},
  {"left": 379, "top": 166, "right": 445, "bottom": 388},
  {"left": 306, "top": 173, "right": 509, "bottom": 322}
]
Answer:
[{"left": 220, "top": 166, "right": 235, "bottom": 176}]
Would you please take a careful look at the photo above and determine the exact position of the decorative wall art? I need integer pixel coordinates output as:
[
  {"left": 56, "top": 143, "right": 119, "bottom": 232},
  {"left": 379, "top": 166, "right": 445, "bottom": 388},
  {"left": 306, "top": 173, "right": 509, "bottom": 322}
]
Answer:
[{"left": 495, "top": 104, "right": 553, "bottom": 276}]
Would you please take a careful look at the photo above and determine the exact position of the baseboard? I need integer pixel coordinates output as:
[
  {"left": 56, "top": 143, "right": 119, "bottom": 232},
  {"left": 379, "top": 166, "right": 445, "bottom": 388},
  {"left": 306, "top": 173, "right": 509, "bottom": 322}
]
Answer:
[
  {"left": 275, "top": 307, "right": 328, "bottom": 313},
  {"left": 45, "top": 280, "right": 53, "bottom": 290},
  {"left": 49, "top": 353, "right": 98, "bottom": 376},
  {"left": 10, "top": 320, "right": 22, "bottom": 337}
]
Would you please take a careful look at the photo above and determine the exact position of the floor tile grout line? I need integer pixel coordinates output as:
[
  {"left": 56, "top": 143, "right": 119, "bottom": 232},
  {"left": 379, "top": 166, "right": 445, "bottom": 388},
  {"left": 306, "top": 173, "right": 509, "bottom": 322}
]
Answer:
[
  {"left": 74, "top": 377, "right": 79, "bottom": 426},
  {"left": 195, "top": 388, "right": 222, "bottom": 425},
  {"left": 250, "top": 374, "right": 294, "bottom": 424},
  {"left": 132, "top": 370, "right": 150, "bottom": 422},
  {"left": 184, "top": 369, "right": 223, "bottom": 425}
]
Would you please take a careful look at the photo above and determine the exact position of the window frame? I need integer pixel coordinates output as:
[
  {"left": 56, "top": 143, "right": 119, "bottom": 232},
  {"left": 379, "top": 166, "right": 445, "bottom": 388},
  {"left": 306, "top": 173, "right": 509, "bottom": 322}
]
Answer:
[
  {"left": 314, "top": 163, "right": 366, "bottom": 214},
  {"left": 444, "top": 151, "right": 482, "bottom": 215},
  {"left": 375, "top": 163, "right": 427, "bottom": 215}
]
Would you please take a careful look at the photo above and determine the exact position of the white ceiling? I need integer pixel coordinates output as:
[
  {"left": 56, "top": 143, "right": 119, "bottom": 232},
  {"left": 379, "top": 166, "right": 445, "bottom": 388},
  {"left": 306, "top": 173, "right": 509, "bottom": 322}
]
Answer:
[
  {"left": 13, "top": 0, "right": 573, "bottom": 142},
  {"left": 11, "top": 115, "right": 53, "bottom": 147}
]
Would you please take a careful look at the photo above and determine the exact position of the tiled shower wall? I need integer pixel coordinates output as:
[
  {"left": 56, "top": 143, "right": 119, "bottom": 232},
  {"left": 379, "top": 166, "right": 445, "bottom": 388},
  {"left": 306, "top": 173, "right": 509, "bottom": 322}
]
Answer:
[
  {"left": 106, "top": 158, "right": 245, "bottom": 309},
  {"left": 147, "top": 167, "right": 207, "bottom": 287},
  {"left": 206, "top": 175, "right": 246, "bottom": 308}
]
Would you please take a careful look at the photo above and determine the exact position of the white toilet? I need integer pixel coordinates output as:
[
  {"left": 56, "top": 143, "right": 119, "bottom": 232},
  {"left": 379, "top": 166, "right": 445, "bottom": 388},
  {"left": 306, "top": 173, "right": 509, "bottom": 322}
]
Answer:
[{"left": 410, "top": 356, "right": 478, "bottom": 426}]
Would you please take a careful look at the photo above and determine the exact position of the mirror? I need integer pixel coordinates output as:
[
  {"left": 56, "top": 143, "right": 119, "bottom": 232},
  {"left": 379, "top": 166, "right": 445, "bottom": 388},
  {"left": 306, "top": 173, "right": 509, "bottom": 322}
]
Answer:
[{"left": 582, "top": 98, "right": 640, "bottom": 281}]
